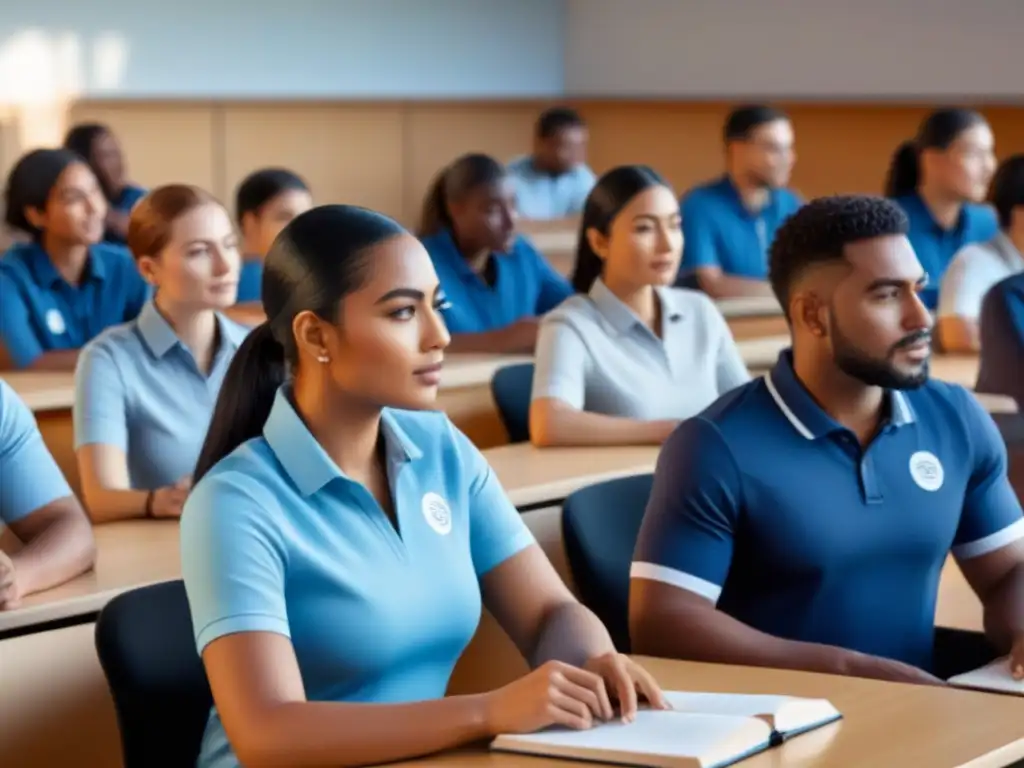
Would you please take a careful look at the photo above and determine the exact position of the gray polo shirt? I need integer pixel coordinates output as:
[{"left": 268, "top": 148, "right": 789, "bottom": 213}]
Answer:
[
  {"left": 73, "top": 300, "right": 249, "bottom": 490},
  {"left": 531, "top": 279, "right": 750, "bottom": 420}
]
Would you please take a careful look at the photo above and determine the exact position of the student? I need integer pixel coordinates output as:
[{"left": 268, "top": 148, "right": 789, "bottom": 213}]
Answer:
[
  {"left": 419, "top": 154, "right": 573, "bottom": 353},
  {"left": 885, "top": 108, "right": 999, "bottom": 310},
  {"left": 630, "top": 195, "right": 1024, "bottom": 683},
  {"left": 677, "top": 105, "right": 801, "bottom": 298},
  {"left": 64, "top": 123, "right": 147, "bottom": 245},
  {"left": 235, "top": 168, "right": 313, "bottom": 304},
  {"left": 977, "top": 273, "right": 1024, "bottom": 407},
  {"left": 0, "top": 149, "right": 149, "bottom": 371},
  {"left": 180, "top": 204, "right": 666, "bottom": 768},
  {"left": 506, "top": 107, "right": 596, "bottom": 220},
  {"left": 73, "top": 185, "right": 247, "bottom": 524},
  {"left": 530, "top": 166, "right": 750, "bottom": 448},
  {"left": 938, "top": 154, "right": 1024, "bottom": 352},
  {"left": 0, "top": 380, "right": 95, "bottom": 609}
]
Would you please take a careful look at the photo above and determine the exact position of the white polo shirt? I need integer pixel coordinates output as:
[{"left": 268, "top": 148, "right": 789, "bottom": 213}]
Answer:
[
  {"left": 938, "top": 232, "right": 1024, "bottom": 321},
  {"left": 531, "top": 279, "right": 751, "bottom": 420}
]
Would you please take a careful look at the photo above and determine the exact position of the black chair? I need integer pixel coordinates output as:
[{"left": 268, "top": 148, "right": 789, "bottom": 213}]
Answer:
[
  {"left": 95, "top": 580, "right": 212, "bottom": 768},
  {"left": 562, "top": 473, "right": 655, "bottom": 652},
  {"left": 490, "top": 362, "right": 534, "bottom": 444}
]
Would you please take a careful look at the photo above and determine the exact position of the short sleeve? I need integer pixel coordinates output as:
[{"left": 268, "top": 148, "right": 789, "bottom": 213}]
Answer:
[
  {"left": 0, "top": 271, "right": 44, "bottom": 368},
  {"left": 73, "top": 342, "right": 128, "bottom": 450},
  {"left": 528, "top": 242, "right": 574, "bottom": 314},
  {"left": 704, "top": 300, "right": 752, "bottom": 394},
  {"left": 951, "top": 388, "right": 1024, "bottom": 560},
  {"left": 631, "top": 418, "right": 742, "bottom": 602},
  {"left": 446, "top": 420, "right": 535, "bottom": 577},
  {"left": 0, "top": 381, "right": 72, "bottom": 524},
  {"left": 180, "top": 472, "right": 290, "bottom": 653},
  {"left": 680, "top": 194, "right": 719, "bottom": 270},
  {"left": 938, "top": 245, "right": 1007, "bottom": 320},
  {"left": 531, "top": 317, "right": 588, "bottom": 409}
]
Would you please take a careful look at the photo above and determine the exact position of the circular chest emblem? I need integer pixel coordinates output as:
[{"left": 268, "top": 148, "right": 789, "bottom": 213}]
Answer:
[
  {"left": 421, "top": 492, "right": 452, "bottom": 535},
  {"left": 909, "top": 451, "right": 944, "bottom": 492},
  {"left": 45, "top": 308, "right": 66, "bottom": 335}
]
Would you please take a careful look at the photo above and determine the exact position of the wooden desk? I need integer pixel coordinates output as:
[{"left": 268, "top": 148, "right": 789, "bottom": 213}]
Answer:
[{"left": 424, "top": 656, "right": 1024, "bottom": 767}]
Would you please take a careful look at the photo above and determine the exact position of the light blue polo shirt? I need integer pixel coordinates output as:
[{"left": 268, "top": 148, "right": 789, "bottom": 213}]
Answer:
[
  {"left": 532, "top": 279, "right": 750, "bottom": 419},
  {"left": 422, "top": 229, "right": 573, "bottom": 334},
  {"left": 632, "top": 351, "right": 1024, "bottom": 672},
  {"left": 892, "top": 193, "right": 999, "bottom": 310},
  {"left": 978, "top": 273, "right": 1024, "bottom": 406},
  {"left": 0, "top": 380, "right": 73, "bottom": 528},
  {"left": 73, "top": 301, "right": 249, "bottom": 490},
  {"left": 506, "top": 155, "right": 596, "bottom": 219},
  {"left": 0, "top": 241, "right": 149, "bottom": 368},
  {"left": 181, "top": 388, "right": 535, "bottom": 768},
  {"left": 678, "top": 175, "right": 802, "bottom": 281},
  {"left": 235, "top": 258, "right": 263, "bottom": 303}
]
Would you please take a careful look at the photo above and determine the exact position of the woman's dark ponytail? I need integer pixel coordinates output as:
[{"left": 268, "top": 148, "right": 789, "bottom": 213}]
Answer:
[
  {"left": 885, "top": 108, "right": 987, "bottom": 198},
  {"left": 417, "top": 169, "right": 451, "bottom": 237},
  {"left": 570, "top": 220, "right": 604, "bottom": 294},
  {"left": 193, "top": 323, "right": 286, "bottom": 483},
  {"left": 885, "top": 141, "right": 920, "bottom": 198}
]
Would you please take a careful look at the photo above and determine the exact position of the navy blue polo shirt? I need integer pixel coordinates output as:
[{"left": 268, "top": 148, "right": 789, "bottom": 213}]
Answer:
[
  {"left": 421, "top": 229, "right": 572, "bottom": 334},
  {"left": 678, "top": 175, "right": 802, "bottom": 281},
  {"left": 977, "top": 272, "right": 1024, "bottom": 406},
  {"left": 0, "top": 241, "right": 149, "bottom": 368},
  {"left": 892, "top": 193, "right": 998, "bottom": 310},
  {"left": 632, "top": 351, "right": 1024, "bottom": 672}
]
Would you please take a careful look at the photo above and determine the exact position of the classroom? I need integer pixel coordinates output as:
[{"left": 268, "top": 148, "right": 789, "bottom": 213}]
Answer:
[{"left": 1, "top": 1, "right": 1024, "bottom": 766}]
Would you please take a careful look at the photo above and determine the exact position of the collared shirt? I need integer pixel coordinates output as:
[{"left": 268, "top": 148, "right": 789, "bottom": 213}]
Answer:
[
  {"left": 73, "top": 301, "right": 249, "bottom": 490},
  {"left": 104, "top": 184, "right": 147, "bottom": 245},
  {"left": 532, "top": 279, "right": 750, "bottom": 420},
  {"left": 235, "top": 258, "right": 263, "bottom": 303},
  {"left": 506, "top": 155, "right": 596, "bottom": 219},
  {"left": 892, "top": 193, "right": 999, "bottom": 310},
  {"left": 632, "top": 351, "right": 1024, "bottom": 672},
  {"left": 181, "top": 388, "right": 535, "bottom": 768},
  {"left": 678, "top": 175, "right": 802, "bottom": 281},
  {"left": 978, "top": 273, "right": 1024, "bottom": 407},
  {"left": 938, "top": 232, "right": 1024, "bottom": 320},
  {"left": 422, "top": 228, "right": 573, "bottom": 334},
  {"left": 0, "top": 380, "right": 72, "bottom": 528},
  {"left": 0, "top": 241, "right": 149, "bottom": 368}
]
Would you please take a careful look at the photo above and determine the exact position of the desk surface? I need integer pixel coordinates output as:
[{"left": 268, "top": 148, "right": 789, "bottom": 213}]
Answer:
[{"left": 397, "top": 656, "right": 1024, "bottom": 767}]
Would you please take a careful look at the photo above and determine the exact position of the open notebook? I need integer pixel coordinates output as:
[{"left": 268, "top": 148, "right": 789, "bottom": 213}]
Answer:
[
  {"left": 949, "top": 657, "right": 1024, "bottom": 695},
  {"left": 491, "top": 691, "right": 842, "bottom": 768}
]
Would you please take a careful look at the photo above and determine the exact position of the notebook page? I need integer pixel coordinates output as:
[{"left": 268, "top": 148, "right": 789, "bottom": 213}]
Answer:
[
  {"left": 662, "top": 691, "right": 840, "bottom": 733},
  {"left": 949, "top": 657, "right": 1024, "bottom": 695},
  {"left": 493, "top": 710, "right": 771, "bottom": 765}
]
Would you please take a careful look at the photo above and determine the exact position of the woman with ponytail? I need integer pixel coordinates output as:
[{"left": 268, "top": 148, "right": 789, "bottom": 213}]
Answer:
[
  {"left": 530, "top": 166, "right": 749, "bottom": 448},
  {"left": 419, "top": 153, "right": 573, "bottom": 353},
  {"left": 182, "top": 205, "right": 666, "bottom": 768},
  {"left": 885, "top": 108, "right": 999, "bottom": 309}
]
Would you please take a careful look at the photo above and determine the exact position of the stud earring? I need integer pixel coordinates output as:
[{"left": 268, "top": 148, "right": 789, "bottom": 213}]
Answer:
[{"left": 316, "top": 352, "right": 330, "bottom": 363}]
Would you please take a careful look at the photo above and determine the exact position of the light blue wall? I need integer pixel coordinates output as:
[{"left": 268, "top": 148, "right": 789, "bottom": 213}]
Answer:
[{"left": 0, "top": 0, "right": 566, "bottom": 98}]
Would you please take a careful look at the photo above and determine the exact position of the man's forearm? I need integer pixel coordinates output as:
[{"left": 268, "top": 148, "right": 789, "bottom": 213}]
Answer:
[{"left": 982, "top": 562, "right": 1024, "bottom": 652}]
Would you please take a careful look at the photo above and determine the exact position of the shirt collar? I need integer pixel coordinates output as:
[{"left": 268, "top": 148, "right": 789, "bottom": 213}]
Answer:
[
  {"left": 263, "top": 387, "right": 422, "bottom": 498},
  {"left": 764, "top": 350, "right": 915, "bottom": 440},
  {"left": 588, "top": 278, "right": 684, "bottom": 335},
  {"left": 137, "top": 300, "right": 250, "bottom": 360},
  {"left": 903, "top": 193, "right": 968, "bottom": 236},
  {"left": 717, "top": 174, "right": 778, "bottom": 216},
  {"left": 434, "top": 228, "right": 524, "bottom": 279},
  {"left": 23, "top": 242, "right": 106, "bottom": 287}
]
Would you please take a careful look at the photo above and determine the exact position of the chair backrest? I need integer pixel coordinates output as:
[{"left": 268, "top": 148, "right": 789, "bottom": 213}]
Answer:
[
  {"left": 490, "top": 362, "right": 534, "bottom": 443},
  {"left": 95, "top": 580, "right": 212, "bottom": 768},
  {"left": 561, "top": 473, "right": 655, "bottom": 652}
]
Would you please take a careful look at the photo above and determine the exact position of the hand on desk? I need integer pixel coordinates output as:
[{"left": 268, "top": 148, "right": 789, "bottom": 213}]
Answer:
[
  {"left": 0, "top": 549, "right": 22, "bottom": 610},
  {"left": 150, "top": 476, "right": 192, "bottom": 519},
  {"left": 1010, "top": 634, "right": 1024, "bottom": 680},
  {"left": 482, "top": 656, "right": 668, "bottom": 735}
]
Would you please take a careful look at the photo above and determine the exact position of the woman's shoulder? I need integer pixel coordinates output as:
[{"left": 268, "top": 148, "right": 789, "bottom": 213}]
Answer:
[
  {"left": 540, "top": 292, "right": 595, "bottom": 327},
  {"left": 188, "top": 438, "right": 282, "bottom": 509},
  {"left": 79, "top": 317, "right": 142, "bottom": 364}
]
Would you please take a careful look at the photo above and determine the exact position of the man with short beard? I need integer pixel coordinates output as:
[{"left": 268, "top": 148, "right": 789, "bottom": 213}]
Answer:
[{"left": 630, "top": 195, "right": 1024, "bottom": 685}]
